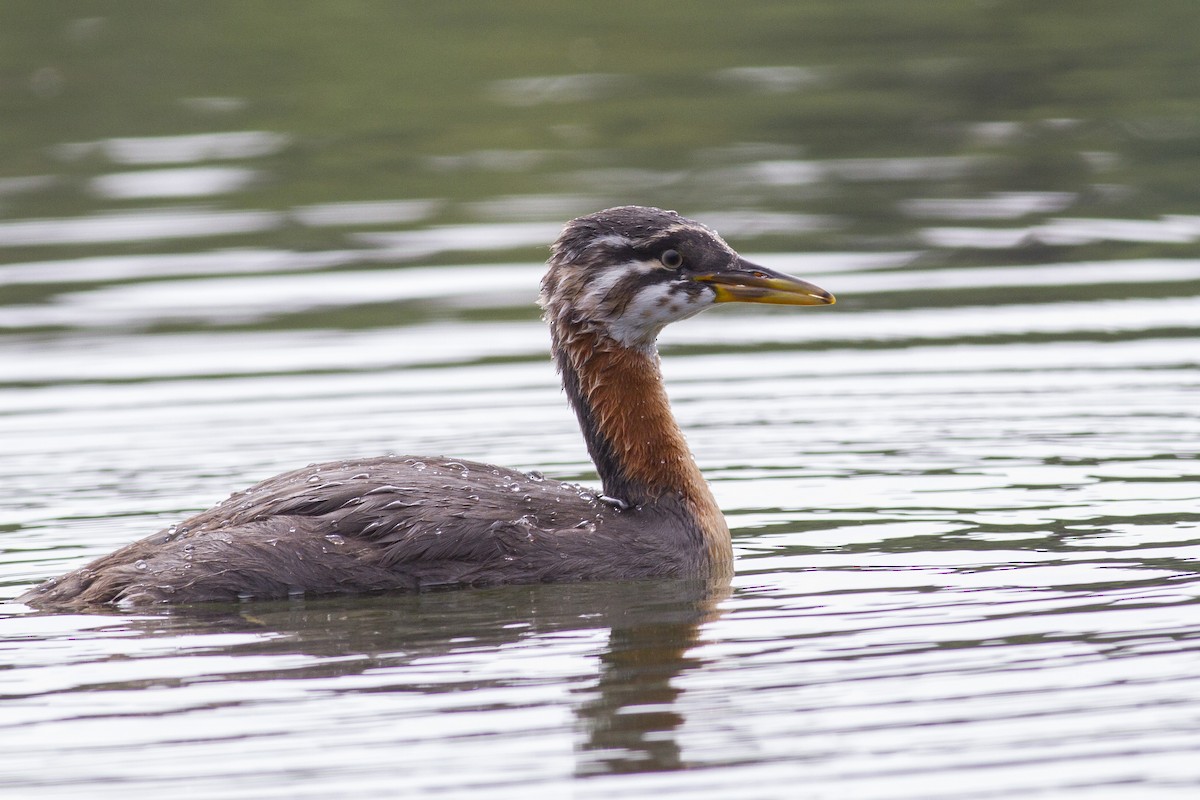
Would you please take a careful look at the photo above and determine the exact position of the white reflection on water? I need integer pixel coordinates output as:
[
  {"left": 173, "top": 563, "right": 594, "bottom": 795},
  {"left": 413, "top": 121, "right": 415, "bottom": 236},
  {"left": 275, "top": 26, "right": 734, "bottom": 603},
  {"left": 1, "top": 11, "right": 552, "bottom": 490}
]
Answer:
[
  {"left": 465, "top": 194, "right": 603, "bottom": 221},
  {"left": 488, "top": 73, "right": 629, "bottom": 106},
  {"left": 751, "top": 155, "right": 986, "bottom": 186},
  {"left": 53, "top": 131, "right": 290, "bottom": 165},
  {"left": 923, "top": 215, "right": 1200, "bottom": 248},
  {"left": 425, "top": 149, "right": 552, "bottom": 172},
  {"left": 352, "top": 221, "right": 564, "bottom": 259},
  {"left": 178, "top": 97, "right": 249, "bottom": 115},
  {"left": 0, "top": 324, "right": 546, "bottom": 383},
  {"left": 696, "top": 210, "right": 838, "bottom": 236},
  {"left": 90, "top": 167, "right": 260, "bottom": 199},
  {"left": 292, "top": 199, "right": 440, "bottom": 227},
  {"left": 0, "top": 264, "right": 540, "bottom": 328},
  {"left": 663, "top": 295, "right": 1200, "bottom": 344},
  {"left": 0, "top": 175, "right": 57, "bottom": 196},
  {"left": 900, "top": 191, "right": 1077, "bottom": 220},
  {"left": 0, "top": 249, "right": 360, "bottom": 287},
  {"left": 713, "top": 65, "right": 825, "bottom": 93},
  {"left": 0, "top": 208, "right": 283, "bottom": 248}
]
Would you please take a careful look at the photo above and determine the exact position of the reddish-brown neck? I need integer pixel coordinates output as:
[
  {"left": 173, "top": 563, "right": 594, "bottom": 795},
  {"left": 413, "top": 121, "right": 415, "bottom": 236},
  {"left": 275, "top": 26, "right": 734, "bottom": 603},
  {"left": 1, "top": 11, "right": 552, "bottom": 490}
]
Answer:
[{"left": 552, "top": 324, "right": 731, "bottom": 570}]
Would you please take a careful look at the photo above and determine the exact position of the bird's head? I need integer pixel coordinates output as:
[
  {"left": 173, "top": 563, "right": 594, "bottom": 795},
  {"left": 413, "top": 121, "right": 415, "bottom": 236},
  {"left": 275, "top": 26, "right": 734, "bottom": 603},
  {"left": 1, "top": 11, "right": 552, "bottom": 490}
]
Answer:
[{"left": 540, "top": 206, "right": 834, "bottom": 351}]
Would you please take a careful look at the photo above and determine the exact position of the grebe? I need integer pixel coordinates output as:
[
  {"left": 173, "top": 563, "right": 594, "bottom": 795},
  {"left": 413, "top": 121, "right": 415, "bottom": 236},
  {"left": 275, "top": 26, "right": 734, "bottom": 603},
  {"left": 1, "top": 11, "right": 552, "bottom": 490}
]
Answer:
[{"left": 21, "top": 206, "right": 834, "bottom": 609}]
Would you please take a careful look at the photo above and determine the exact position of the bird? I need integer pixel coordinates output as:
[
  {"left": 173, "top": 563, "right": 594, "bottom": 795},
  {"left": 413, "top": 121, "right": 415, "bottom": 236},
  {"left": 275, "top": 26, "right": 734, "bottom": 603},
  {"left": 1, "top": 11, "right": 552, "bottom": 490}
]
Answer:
[{"left": 20, "top": 206, "right": 834, "bottom": 609}]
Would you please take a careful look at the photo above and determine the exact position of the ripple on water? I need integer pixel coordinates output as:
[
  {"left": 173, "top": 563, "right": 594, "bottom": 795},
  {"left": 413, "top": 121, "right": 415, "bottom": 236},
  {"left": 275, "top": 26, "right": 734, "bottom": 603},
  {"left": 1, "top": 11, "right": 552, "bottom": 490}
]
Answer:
[{"left": 2, "top": 246, "right": 1199, "bottom": 799}]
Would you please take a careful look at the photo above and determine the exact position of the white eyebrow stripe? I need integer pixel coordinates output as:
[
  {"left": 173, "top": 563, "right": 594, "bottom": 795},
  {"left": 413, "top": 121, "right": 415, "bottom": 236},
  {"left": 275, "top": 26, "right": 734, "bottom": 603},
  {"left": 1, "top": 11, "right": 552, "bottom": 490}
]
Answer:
[{"left": 590, "top": 233, "right": 633, "bottom": 249}]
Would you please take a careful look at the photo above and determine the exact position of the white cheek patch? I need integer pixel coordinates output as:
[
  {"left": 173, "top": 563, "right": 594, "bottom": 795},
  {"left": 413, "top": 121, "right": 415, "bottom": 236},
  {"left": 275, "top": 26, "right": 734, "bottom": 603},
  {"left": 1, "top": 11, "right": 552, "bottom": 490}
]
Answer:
[
  {"left": 605, "top": 281, "right": 715, "bottom": 349},
  {"left": 576, "top": 267, "right": 626, "bottom": 313},
  {"left": 577, "top": 259, "right": 660, "bottom": 315}
]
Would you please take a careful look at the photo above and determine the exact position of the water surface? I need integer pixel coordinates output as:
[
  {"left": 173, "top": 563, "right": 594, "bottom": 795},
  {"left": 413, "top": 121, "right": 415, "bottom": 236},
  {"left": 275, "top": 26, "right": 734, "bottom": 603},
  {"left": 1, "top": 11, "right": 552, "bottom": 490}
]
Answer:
[{"left": 2, "top": 3, "right": 1200, "bottom": 798}]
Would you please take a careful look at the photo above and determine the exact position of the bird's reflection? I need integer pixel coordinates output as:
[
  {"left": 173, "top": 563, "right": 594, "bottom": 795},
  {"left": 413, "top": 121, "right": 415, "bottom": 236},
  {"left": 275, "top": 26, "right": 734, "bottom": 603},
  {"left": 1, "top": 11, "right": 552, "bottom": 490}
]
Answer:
[
  {"left": 113, "top": 576, "right": 728, "bottom": 776},
  {"left": 573, "top": 583, "right": 720, "bottom": 774}
]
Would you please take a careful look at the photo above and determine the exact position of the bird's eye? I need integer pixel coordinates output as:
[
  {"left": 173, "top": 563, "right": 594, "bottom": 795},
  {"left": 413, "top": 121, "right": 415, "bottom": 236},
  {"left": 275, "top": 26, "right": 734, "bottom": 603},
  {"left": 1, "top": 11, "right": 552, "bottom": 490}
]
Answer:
[{"left": 660, "top": 249, "right": 683, "bottom": 269}]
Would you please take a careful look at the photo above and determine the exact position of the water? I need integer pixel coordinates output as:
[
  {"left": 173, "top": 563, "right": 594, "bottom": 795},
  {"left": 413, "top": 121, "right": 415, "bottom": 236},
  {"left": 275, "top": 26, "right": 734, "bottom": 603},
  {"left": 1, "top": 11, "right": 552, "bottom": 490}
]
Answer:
[{"left": 2, "top": 2, "right": 1200, "bottom": 798}]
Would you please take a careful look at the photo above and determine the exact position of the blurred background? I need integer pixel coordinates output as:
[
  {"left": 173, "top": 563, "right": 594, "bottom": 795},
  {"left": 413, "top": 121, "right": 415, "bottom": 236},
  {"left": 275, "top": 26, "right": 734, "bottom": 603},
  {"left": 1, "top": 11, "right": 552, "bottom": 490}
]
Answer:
[
  {"left": 4, "top": 1, "right": 1200, "bottom": 288},
  {"left": 3, "top": 3, "right": 1200, "bottom": 799}
]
